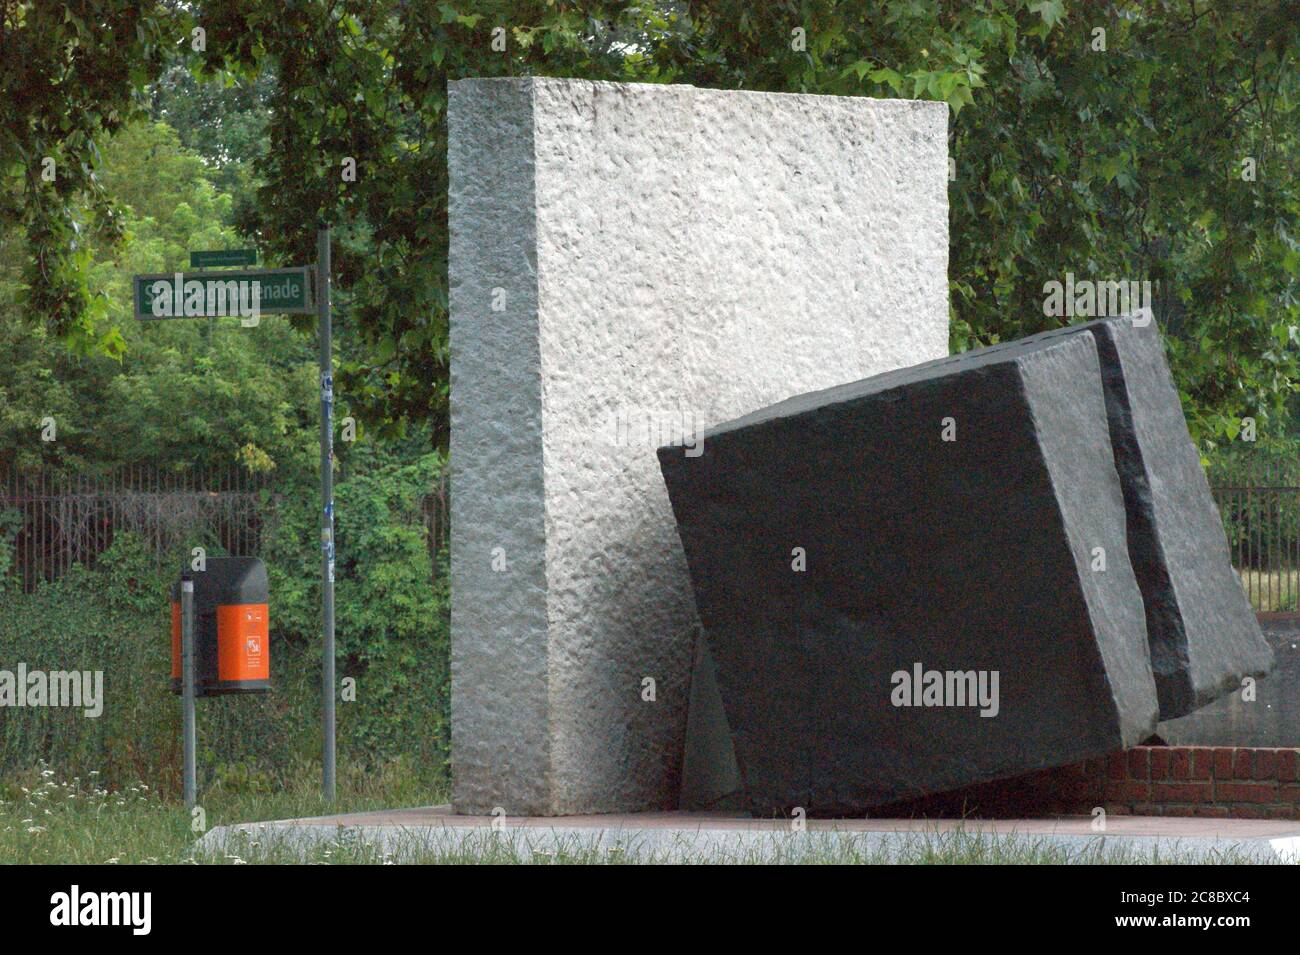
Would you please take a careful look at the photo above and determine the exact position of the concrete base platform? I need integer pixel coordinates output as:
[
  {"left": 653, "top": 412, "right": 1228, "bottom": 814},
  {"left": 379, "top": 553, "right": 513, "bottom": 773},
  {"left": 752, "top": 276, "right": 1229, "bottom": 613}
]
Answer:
[{"left": 201, "top": 807, "right": 1300, "bottom": 863}]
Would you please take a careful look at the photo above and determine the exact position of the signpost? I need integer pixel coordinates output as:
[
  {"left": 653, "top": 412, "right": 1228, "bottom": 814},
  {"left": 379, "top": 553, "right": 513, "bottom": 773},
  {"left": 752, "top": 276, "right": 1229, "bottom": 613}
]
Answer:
[
  {"left": 317, "top": 227, "right": 336, "bottom": 804},
  {"left": 190, "top": 248, "right": 258, "bottom": 268},
  {"left": 133, "top": 267, "right": 313, "bottom": 320},
  {"left": 134, "top": 230, "right": 337, "bottom": 804}
]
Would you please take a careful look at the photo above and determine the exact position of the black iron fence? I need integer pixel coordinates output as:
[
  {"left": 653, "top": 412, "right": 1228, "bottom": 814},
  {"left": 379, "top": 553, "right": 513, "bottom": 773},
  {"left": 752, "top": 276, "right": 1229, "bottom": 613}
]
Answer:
[
  {"left": 0, "top": 467, "right": 276, "bottom": 593},
  {"left": 1210, "top": 460, "right": 1300, "bottom": 617},
  {"left": 0, "top": 467, "right": 449, "bottom": 594},
  {"left": 1, "top": 462, "right": 1288, "bottom": 612},
  {"left": 420, "top": 472, "right": 450, "bottom": 574}
]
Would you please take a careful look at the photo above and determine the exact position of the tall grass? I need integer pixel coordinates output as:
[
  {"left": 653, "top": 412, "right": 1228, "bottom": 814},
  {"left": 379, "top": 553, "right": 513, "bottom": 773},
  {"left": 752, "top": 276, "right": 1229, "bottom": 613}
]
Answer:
[{"left": 0, "top": 760, "right": 442, "bottom": 864}]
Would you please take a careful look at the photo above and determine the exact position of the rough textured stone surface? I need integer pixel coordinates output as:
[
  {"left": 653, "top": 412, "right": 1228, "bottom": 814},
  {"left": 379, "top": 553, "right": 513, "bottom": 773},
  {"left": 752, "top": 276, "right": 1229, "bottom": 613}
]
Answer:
[
  {"left": 957, "top": 318, "right": 1273, "bottom": 717},
  {"left": 448, "top": 77, "right": 949, "bottom": 814},
  {"left": 1065, "top": 318, "right": 1272, "bottom": 717},
  {"left": 447, "top": 79, "right": 551, "bottom": 815},
  {"left": 659, "top": 334, "right": 1159, "bottom": 814}
]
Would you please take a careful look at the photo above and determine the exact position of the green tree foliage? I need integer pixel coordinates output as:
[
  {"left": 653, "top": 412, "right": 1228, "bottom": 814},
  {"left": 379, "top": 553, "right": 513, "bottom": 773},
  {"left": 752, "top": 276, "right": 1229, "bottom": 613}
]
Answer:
[
  {"left": 1, "top": 61, "right": 449, "bottom": 789},
  {"left": 4, "top": 1, "right": 1298, "bottom": 450},
  {"left": 260, "top": 445, "right": 449, "bottom": 766},
  {"left": 1, "top": 120, "right": 317, "bottom": 476},
  {"left": 0, "top": 0, "right": 177, "bottom": 353},
  {"left": 148, "top": 63, "right": 273, "bottom": 198}
]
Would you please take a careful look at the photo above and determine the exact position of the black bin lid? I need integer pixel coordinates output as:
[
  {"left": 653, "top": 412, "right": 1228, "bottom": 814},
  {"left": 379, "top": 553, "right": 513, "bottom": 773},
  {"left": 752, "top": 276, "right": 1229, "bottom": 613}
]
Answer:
[{"left": 172, "top": 557, "right": 268, "bottom": 610}]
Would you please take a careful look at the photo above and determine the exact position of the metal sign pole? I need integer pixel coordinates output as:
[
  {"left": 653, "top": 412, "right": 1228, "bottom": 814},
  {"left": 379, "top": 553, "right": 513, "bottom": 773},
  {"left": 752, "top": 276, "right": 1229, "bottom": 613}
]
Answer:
[
  {"left": 181, "top": 576, "right": 197, "bottom": 809},
  {"left": 318, "top": 226, "right": 337, "bottom": 803},
  {"left": 133, "top": 250, "right": 317, "bottom": 807}
]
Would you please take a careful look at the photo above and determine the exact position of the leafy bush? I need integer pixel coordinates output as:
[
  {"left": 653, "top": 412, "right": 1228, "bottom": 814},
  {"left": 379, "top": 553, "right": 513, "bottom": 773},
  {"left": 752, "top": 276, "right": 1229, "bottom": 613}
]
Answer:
[
  {"left": 0, "top": 506, "right": 20, "bottom": 593},
  {"left": 261, "top": 444, "right": 450, "bottom": 772},
  {"left": 0, "top": 447, "right": 450, "bottom": 797},
  {"left": 0, "top": 548, "right": 175, "bottom": 789}
]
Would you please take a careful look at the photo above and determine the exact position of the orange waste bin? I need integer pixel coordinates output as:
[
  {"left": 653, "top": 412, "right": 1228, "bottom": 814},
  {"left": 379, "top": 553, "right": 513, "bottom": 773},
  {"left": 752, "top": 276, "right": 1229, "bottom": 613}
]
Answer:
[{"left": 171, "top": 557, "right": 270, "bottom": 696}]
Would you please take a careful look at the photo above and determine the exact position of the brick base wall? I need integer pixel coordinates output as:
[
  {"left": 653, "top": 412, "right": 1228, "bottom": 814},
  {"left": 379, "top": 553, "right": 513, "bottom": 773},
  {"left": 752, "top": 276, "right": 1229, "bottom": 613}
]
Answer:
[{"left": 881, "top": 747, "right": 1300, "bottom": 820}]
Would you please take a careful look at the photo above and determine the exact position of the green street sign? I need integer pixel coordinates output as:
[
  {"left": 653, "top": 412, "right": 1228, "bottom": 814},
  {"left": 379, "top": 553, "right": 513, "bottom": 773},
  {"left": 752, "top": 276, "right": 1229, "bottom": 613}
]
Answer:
[
  {"left": 190, "top": 248, "right": 257, "bottom": 268},
  {"left": 133, "top": 268, "right": 314, "bottom": 320}
]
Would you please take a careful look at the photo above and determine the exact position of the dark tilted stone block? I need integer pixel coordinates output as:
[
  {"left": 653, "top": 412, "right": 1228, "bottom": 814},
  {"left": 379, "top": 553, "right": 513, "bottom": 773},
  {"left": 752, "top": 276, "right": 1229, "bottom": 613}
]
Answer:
[
  {"left": 659, "top": 333, "right": 1159, "bottom": 815},
  {"left": 1040, "top": 318, "right": 1272, "bottom": 717},
  {"left": 958, "top": 318, "right": 1274, "bottom": 717}
]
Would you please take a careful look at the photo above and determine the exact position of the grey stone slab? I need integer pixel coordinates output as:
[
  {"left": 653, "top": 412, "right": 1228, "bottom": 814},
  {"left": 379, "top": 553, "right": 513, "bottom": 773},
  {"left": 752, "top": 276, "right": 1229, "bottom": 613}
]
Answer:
[
  {"left": 448, "top": 77, "right": 949, "bottom": 814},
  {"left": 659, "top": 334, "right": 1159, "bottom": 815},
  {"left": 1074, "top": 318, "right": 1273, "bottom": 717},
  {"left": 954, "top": 318, "right": 1273, "bottom": 717},
  {"left": 448, "top": 78, "right": 553, "bottom": 817}
]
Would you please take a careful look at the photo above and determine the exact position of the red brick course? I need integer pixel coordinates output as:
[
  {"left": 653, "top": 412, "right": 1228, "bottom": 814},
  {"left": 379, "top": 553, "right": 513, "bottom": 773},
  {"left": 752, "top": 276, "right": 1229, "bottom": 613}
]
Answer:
[{"left": 883, "top": 746, "right": 1300, "bottom": 820}]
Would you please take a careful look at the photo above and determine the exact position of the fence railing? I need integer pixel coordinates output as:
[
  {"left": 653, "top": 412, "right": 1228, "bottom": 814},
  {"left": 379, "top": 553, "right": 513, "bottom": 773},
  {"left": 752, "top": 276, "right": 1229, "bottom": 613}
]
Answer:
[
  {"left": 0, "top": 467, "right": 276, "bottom": 593},
  {"left": 1210, "top": 460, "right": 1300, "bottom": 616},
  {"left": 1, "top": 467, "right": 450, "bottom": 595},
  {"left": 3, "top": 462, "right": 1287, "bottom": 613},
  {"left": 420, "top": 472, "right": 450, "bottom": 575}
]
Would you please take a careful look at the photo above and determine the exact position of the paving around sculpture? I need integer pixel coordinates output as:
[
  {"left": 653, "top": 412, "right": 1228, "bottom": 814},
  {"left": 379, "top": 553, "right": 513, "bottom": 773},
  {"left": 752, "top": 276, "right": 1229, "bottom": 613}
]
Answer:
[{"left": 205, "top": 806, "right": 1300, "bottom": 864}]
